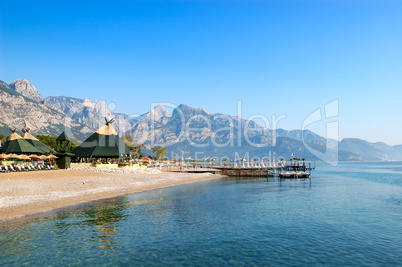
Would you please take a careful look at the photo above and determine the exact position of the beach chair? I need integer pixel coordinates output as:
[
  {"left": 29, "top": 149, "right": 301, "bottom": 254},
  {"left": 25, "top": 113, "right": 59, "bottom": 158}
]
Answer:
[
  {"left": 8, "top": 165, "right": 17, "bottom": 172},
  {"left": 28, "top": 164, "right": 36, "bottom": 171},
  {"left": 16, "top": 165, "right": 25, "bottom": 171},
  {"left": 11, "top": 164, "right": 20, "bottom": 172},
  {"left": 24, "top": 165, "right": 32, "bottom": 171},
  {"left": 3, "top": 165, "right": 10, "bottom": 172}
]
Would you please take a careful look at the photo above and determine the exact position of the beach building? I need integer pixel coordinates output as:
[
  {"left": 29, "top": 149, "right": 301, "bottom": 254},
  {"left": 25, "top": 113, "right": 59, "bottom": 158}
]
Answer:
[
  {"left": 54, "top": 131, "right": 75, "bottom": 169},
  {"left": 1, "top": 129, "right": 42, "bottom": 154},
  {"left": 22, "top": 128, "right": 56, "bottom": 154},
  {"left": 72, "top": 118, "right": 130, "bottom": 159}
]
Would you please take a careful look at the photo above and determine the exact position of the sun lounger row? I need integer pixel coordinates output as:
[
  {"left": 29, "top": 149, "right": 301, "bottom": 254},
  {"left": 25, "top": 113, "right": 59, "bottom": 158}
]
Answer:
[{"left": 1, "top": 164, "right": 57, "bottom": 172}]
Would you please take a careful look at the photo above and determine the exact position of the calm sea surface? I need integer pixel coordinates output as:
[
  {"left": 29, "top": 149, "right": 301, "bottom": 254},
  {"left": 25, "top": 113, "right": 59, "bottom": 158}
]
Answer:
[{"left": 1, "top": 162, "right": 401, "bottom": 266}]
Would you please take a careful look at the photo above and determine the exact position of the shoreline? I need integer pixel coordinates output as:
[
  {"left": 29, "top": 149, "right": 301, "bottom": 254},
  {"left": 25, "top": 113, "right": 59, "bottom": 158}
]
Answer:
[{"left": 0, "top": 169, "right": 224, "bottom": 224}]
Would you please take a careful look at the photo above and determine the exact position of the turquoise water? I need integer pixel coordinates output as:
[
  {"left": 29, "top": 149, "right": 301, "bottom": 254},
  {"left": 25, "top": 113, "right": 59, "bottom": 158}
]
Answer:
[{"left": 1, "top": 162, "right": 401, "bottom": 266}]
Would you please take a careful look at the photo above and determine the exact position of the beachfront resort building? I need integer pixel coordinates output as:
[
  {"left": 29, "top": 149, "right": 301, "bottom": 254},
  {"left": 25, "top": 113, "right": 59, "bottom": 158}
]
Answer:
[
  {"left": 1, "top": 129, "right": 42, "bottom": 154},
  {"left": 72, "top": 118, "right": 130, "bottom": 159}
]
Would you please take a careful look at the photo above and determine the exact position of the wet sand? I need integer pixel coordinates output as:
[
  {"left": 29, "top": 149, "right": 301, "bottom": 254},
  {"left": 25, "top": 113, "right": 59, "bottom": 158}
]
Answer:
[{"left": 0, "top": 169, "right": 223, "bottom": 223}]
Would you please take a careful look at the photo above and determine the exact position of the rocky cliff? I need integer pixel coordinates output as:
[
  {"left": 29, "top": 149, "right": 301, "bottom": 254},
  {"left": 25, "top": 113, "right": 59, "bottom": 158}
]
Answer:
[
  {"left": 0, "top": 81, "right": 93, "bottom": 140},
  {"left": 9, "top": 79, "right": 44, "bottom": 103},
  {"left": 1, "top": 78, "right": 400, "bottom": 161}
]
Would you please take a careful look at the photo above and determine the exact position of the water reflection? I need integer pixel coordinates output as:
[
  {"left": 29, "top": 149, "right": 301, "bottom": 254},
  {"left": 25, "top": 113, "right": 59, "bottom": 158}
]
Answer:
[
  {"left": 0, "top": 197, "right": 132, "bottom": 260},
  {"left": 1, "top": 165, "right": 401, "bottom": 266},
  {"left": 80, "top": 198, "right": 129, "bottom": 249},
  {"left": 277, "top": 177, "right": 312, "bottom": 189}
]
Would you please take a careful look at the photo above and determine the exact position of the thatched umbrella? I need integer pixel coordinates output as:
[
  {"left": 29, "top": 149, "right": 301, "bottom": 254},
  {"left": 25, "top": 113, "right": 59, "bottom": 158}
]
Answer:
[
  {"left": 19, "top": 155, "right": 31, "bottom": 160},
  {"left": 39, "top": 155, "right": 47, "bottom": 160},
  {"left": 47, "top": 154, "right": 58, "bottom": 165},
  {"left": 8, "top": 154, "right": 21, "bottom": 159},
  {"left": 0, "top": 154, "right": 10, "bottom": 160},
  {"left": 29, "top": 154, "right": 42, "bottom": 160},
  {"left": 19, "top": 154, "right": 31, "bottom": 167}
]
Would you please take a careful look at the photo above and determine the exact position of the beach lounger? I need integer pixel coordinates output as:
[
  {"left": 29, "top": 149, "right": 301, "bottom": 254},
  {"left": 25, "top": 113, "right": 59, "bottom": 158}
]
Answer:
[
  {"left": 16, "top": 165, "right": 25, "bottom": 171},
  {"left": 23, "top": 165, "right": 32, "bottom": 171},
  {"left": 8, "top": 165, "right": 17, "bottom": 172},
  {"left": 2, "top": 165, "right": 10, "bottom": 172},
  {"left": 11, "top": 165, "right": 20, "bottom": 171},
  {"left": 28, "top": 165, "right": 36, "bottom": 171}
]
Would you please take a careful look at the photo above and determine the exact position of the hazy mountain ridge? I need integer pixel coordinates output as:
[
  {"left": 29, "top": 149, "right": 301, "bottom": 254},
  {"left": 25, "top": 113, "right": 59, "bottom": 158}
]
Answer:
[
  {"left": 9, "top": 79, "right": 44, "bottom": 102},
  {"left": 42, "top": 96, "right": 132, "bottom": 134},
  {"left": 1, "top": 78, "right": 400, "bottom": 161},
  {"left": 126, "top": 104, "right": 381, "bottom": 161},
  {"left": 0, "top": 80, "right": 93, "bottom": 140}
]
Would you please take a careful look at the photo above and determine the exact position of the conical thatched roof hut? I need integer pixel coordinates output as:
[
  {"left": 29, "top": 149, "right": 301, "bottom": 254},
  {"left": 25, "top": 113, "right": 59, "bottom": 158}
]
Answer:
[
  {"left": 71, "top": 118, "right": 130, "bottom": 158},
  {"left": 22, "top": 128, "right": 56, "bottom": 154},
  {"left": 1, "top": 129, "right": 42, "bottom": 154}
]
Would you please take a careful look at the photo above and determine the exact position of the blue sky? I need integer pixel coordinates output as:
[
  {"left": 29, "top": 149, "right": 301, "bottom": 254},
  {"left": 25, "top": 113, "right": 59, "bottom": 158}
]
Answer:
[{"left": 1, "top": 0, "right": 401, "bottom": 145}]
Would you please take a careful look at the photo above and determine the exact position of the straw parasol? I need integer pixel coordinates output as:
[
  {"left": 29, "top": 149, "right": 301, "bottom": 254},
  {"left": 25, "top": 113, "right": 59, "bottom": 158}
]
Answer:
[
  {"left": 29, "top": 154, "right": 42, "bottom": 160},
  {"left": 19, "top": 155, "right": 31, "bottom": 160},
  {"left": 47, "top": 154, "right": 59, "bottom": 159},
  {"left": 8, "top": 154, "right": 21, "bottom": 159},
  {"left": 0, "top": 154, "right": 10, "bottom": 160},
  {"left": 39, "top": 155, "right": 48, "bottom": 160}
]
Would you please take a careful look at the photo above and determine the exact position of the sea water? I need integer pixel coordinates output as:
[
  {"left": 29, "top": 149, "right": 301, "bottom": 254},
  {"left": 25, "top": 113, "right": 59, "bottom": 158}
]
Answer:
[{"left": 0, "top": 162, "right": 401, "bottom": 266}]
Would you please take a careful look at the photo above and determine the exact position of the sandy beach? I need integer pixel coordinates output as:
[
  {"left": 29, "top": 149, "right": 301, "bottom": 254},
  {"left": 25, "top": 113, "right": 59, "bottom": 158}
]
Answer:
[{"left": 0, "top": 169, "right": 223, "bottom": 223}]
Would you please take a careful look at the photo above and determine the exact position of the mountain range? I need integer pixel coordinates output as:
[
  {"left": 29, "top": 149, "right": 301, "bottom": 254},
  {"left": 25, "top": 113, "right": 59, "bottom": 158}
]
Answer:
[{"left": 1, "top": 79, "right": 401, "bottom": 161}]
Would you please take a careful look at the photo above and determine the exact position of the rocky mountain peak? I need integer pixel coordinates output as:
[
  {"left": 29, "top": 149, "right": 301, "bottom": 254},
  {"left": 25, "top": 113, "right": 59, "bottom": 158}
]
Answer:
[
  {"left": 143, "top": 104, "right": 172, "bottom": 122},
  {"left": 9, "top": 79, "right": 44, "bottom": 103}
]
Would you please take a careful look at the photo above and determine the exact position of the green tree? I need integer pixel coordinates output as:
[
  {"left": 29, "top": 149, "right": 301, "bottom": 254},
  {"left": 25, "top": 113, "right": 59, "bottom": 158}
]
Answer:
[
  {"left": 122, "top": 135, "right": 134, "bottom": 148},
  {"left": 0, "top": 134, "right": 5, "bottom": 146},
  {"left": 122, "top": 135, "right": 145, "bottom": 159},
  {"left": 70, "top": 138, "right": 81, "bottom": 150},
  {"left": 36, "top": 135, "right": 57, "bottom": 150},
  {"left": 70, "top": 138, "right": 80, "bottom": 146},
  {"left": 152, "top": 145, "right": 167, "bottom": 161},
  {"left": 131, "top": 144, "right": 145, "bottom": 159}
]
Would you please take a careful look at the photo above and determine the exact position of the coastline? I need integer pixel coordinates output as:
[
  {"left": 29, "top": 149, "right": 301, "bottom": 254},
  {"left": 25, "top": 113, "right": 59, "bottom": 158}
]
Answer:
[{"left": 0, "top": 169, "right": 224, "bottom": 224}]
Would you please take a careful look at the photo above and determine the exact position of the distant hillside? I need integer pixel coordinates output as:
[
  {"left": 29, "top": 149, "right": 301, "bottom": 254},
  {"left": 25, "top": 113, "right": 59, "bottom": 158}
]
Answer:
[
  {"left": 1, "top": 78, "right": 401, "bottom": 162},
  {"left": 126, "top": 104, "right": 363, "bottom": 161},
  {"left": 10, "top": 79, "right": 44, "bottom": 102},
  {"left": 42, "top": 96, "right": 132, "bottom": 132},
  {"left": 339, "top": 138, "right": 389, "bottom": 161},
  {"left": 0, "top": 80, "right": 93, "bottom": 140}
]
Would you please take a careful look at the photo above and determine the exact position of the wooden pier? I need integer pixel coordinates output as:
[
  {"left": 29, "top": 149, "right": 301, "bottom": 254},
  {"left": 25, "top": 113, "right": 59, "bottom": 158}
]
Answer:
[{"left": 176, "top": 163, "right": 315, "bottom": 178}]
